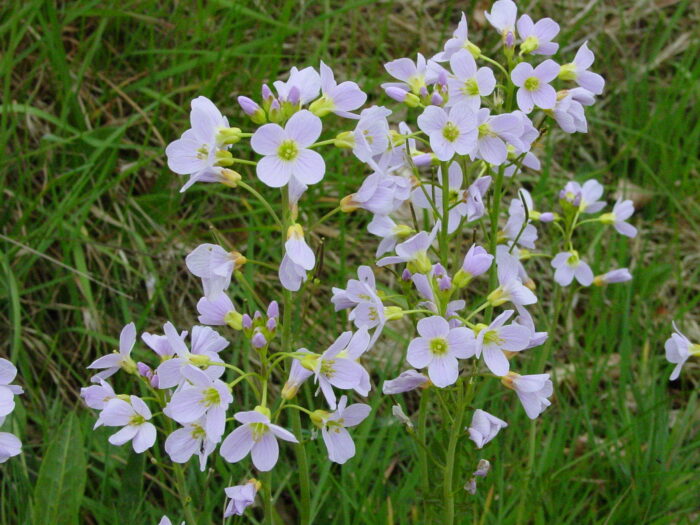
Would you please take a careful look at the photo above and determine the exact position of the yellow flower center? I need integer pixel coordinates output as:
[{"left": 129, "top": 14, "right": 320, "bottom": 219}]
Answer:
[
  {"left": 524, "top": 77, "right": 540, "bottom": 91},
  {"left": 430, "top": 338, "right": 449, "bottom": 356},
  {"left": 442, "top": 122, "right": 460, "bottom": 142},
  {"left": 278, "top": 139, "right": 299, "bottom": 161}
]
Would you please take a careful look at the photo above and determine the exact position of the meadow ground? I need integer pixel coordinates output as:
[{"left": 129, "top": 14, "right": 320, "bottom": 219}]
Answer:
[{"left": 1, "top": 0, "right": 699, "bottom": 523}]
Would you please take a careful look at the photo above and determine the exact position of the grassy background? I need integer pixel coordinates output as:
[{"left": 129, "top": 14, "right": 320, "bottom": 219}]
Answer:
[{"left": 1, "top": 0, "right": 699, "bottom": 523}]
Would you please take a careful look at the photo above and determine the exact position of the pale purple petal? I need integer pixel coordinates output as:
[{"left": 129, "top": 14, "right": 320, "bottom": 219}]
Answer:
[
  {"left": 285, "top": 110, "right": 322, "bottom": 147},
  {"left": 256, "top": 155, "right": 293, "bottom": 188},
  {"left": 292, "top": 149, "right": 325, "bottom": 185},
  {"left": 220, "top": 425, "right": 254, "bottom": 463},
  {"left": 251, "top": 432, "right": 279, "bottom": 471},
  {"left": 250, "top": 124, "right": 286, "bottom": 155}
]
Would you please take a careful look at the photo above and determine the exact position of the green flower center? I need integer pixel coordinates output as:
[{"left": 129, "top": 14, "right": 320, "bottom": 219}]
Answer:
[
  {"left": 129, "top": 414, "right": 146, "bottom": 426},
  {"left": 278, "top": 139, "right": 299, "bottom": 161},
  {"left": 478, "top": 122, "right": 493, "bottom": 138},
  {"left": 196, "top": 145, "right": 209, "bottom": 160},
  {"left": 191, "top": 424, "right": 206, "bottom": 439},
  {"left": 320, "top": 359, "right": 336, "bottom": 377},
  {"left": 202, "top": 387, "right": 221, "bottom": 407},
  {"left": 250, "top": 422, "right": 269, "bottom": 442},
  {"left": 566, "top": 252, "right": 580, "bottom": 267},
  {"left": 429, "top": 338, "right": 449, "bottom": 356},
  {"left": 524, "top": 77, "right": 540, "bottom": 91},
  {"left": 462, "top": 78, "right": 480, "bottom": 97},
  {"left": 442, "top": 122, "right": 460, "bottom": 142},
  {"left": 483, "top": 330, "right": 503, "bottom": 346}
]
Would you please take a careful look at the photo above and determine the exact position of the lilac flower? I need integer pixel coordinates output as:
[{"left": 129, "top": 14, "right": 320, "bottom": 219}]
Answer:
[
  {"left": 251, "top": 110, "right": 325, "bottom": 188},
  {"left": 665, "top": 322, "right": 699, "bottom": 380},
  {"left": 0, "top": 358, "right": 23, "bottom": 417},
  {"left": 485, "top": 0, "right": 517, "bottom": 41},
  {"left": 503, "top": 372, "right": 553, "bottom": 419},
  {"left": 465, "top": 176, "right": 492, "bottom": 221},
  {"left": 197, "top": 293, "right": 240, "bottom": 327},
  {"left": 141, "top": 325, "right": 188, "bottom": 359},
  {"left": 601, "top": 200, "right": 637, "bottom": 238},
  {"left": 434, "top": 12, "right": 481, "bottom": 62},
  {"left": 407, "top": 316, "right": 475, "bottom": 388},
  {"left": 314, "top": 396, "right": 371, "bottom": 464},
  {"left": 345, "top": 169, "right": 412, "bottom": 215},
  {"left": 367, "top": 215, "right": 414, "bottom": 257},
  {"left": 224, "top": 480, "right": 260, "bottom": 517},
  {"left": 237, "top": 96, "right": 265, "bottom": 124},
  {"left": 165, "top": 96, "right": 236, "bottom": 192},
  {"left": 279, "top": 224, "right": 315, "bottom": 292},
  {"left": 474, "top": 109, "right": 523, "bottom": 165},
  {"left": 186, "top": 244, "right": 244, "bottom": 299},
  {"left": 468, "top": 409, "right": 508, "bottom": 448},
  {"left": 346, "top": 106, "right": 392, "bottom": 165},
  {"left": 164, "top": 366, "right": 232, "bottom": 440},
  {"left": 220, "top": 408, "right": 298, "bottom": 471},
  {"left": 454, "top": 245, "right": 493, "bottom": 287},
  {"left": 551, "top": 92, "right": 588, "bottom": 133},
  {"left": 474, "top": 310, "right": 530, "bottom": 376},
  {"left": 382, "top": 53, "right": 429, "bottom": 95},
  {"left": 382, "top": 370, "right": 429, "bottom": 394},
  {"left": 281, "top": 349, "right": 314, "bottom": 400},
  {"left": 165, "top": 417, "right": 219, "bottom": 471},
  {"left": 377, "top": 223, "right": 439, "bottom": 274},
  {"left": 517, "top": 15, "right": 559, "bottom": 55},
  {"left": 559, "top": 42, "right": 605, "bottom": 95},
  {"left": 0, "top": 430, "right": 21, "bottom": 463},
  {"left": 560, "top": 179, "right": 605, "bottom": 213},
  {"left": 514, "top": 305, "right": 548, "bottom": 349},
  {"left": 593, "top": 268, "right": 632, "bottom": 286},
  {"left": 309, "top": 61, "right": 367, "bottom": 118},
  {"left": 511, "top": 60, "right": 560, "bottom": 113},
  {"left": 417, "top": 103, "right": 477, "bottom": 161},
  {"left": 411, "top": 273, "right": 465, "bottom": 327},
  {"left": 95, "top": 396, "right": 156, "bottom": 453},
  {"left": 273, "top": 66, "right": 321, "bottom": 105},
  {"left": 504, "top": 190, "right": 538, "bottom": 249},
  {"left": 551, "top": 251, "right": 594, "bottom": 287},
  {"left": 447, "top": 50, "right": 496, "bottom": 110},
  {"left": 304, "top": 328, "right": 372, "bottom": 409},
  {"left": 87, "top": 322, "right": 137, "bottom": 382},
  {"left": 331, "top": 266, "right": 383, "bottom": 325},
  {"left": 488, "top": 249, "right": 537, "bottom": 307},
  {"left": 80, "top": 379, "right": 116, "bottom": 410}
]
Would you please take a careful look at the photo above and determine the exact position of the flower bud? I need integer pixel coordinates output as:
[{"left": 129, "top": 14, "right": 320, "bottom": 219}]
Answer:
[
  {"left": 267, "top": 301, "right": 279, "bottom": 319},
  {"left": 220, "top": 168, "right": 242, "bottom": 188},
  {"left": 384, "top": 306, "right": 404, "bottom": 321},
  {"left": 593, "top": 268, "right": 632, "bottom": 286},
  {"left": 266, "top": 318, "right": 277, "bottom": 332},
  {"left": 237, "top": 96, "right": 267, "bottom": 124},
  {"left": 268, "top": 99, "right": 282, "bottom": 122},
  {"left": 438, "top": 274, "right": 452, "bottom": 292},
  {"left": 412, "top": 153, "right": 433, "bottom": 166},
  {"left": 430, "top": 91, "right": 444, "bottom": 106},
  {"left": 252, "top": 332, "right": 267, "bottom": 349},
  {"left": 401, "top": 268, "right": 412, "bottom": 282},
  {"left": 225, "top": 310, "right": 243, "bottom": 330},
  {"left": 217, "top": 126, "right": 243, "bottom": 145},
  {"left": 340, "top": 194, "right": 359, "bottom": 212},
  {"left": 137, "top": 362, "right": 153, "bottom": 379},
  {"left": 539, "top": 212, "right": 555, "bottom": 222},
  {"left": 242, "top": 314, "right": 253, "bottom": 330},
  {"left": 474, "top": 459, "right": 491, "bottom": 477},
  {"left": 334, "top": 131, "right": 355, "bottom": 149}
]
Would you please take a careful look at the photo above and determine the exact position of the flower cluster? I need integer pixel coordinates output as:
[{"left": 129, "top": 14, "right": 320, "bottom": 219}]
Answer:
[{"left": 0, "top": 358, "right": 23, "bottom": 463}]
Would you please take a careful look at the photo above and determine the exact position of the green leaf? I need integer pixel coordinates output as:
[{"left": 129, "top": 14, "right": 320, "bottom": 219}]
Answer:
[{"left": 32, "top": 413, "right": 87, "bottom": 525}]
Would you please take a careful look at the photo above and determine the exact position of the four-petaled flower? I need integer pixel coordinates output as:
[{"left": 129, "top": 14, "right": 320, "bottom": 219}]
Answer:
[
  {"left": 511, "top": 60, "right": 560, "bottom": 113},
  {"left": 417, "top": 103, "right": 477, "bottom": 161}
]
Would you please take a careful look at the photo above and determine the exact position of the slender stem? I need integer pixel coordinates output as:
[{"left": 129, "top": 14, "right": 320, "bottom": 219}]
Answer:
[
  {"left": 440, "top": 161, "right": 450, "bottom": 264},
  {"left": 238, "top": 180, "right": 282, "bottom": 227},
  {"left": 417, "top": 389, "right": 431, "bottom": 517},
  {"left": 309, "top": 206, "right": 342, "bottom": 231},
  {"left": 262, "top": 470, "right": 274, "bottom": 525},
  {"left": 308, "top": 138, "right": 336, "bottom": 148},
  {"left": 173, "top": 463, "right": 197, "bottom": 525},
  {"left": 486, "top": 165, "right": 505, "bottom": 323}
]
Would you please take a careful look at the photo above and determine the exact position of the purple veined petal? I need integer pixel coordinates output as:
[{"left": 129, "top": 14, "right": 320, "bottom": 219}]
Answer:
[
  {"left": 130, "top": 395, "right": 152, "bottom": 419},
  {"left": 498, "top": 325, "right": 531, "bottom": 351},
  {"left": 285, "top": 110, "right": 322, "bottom": 147},
  {"left": 204, "top": 406, "right": 226, "bottom": 441},
  {"left": 531, "top": 84, "right": 557, "bottom": 109},
  {"left": 108, "top": 425, "right": 139, "bottom": 447},
  {"left": 447, "top": 327, "right": 476, "bottom": 358},
  {"left": 87, "top": 353, "right": 122, "bottom": 370},
  {"left": 376, "top": 255, "right": 406, "bottom": 267},
  {"left": 0, "top": 359, "right": 17, "bottom": 385},
  {"left": 165, "top": 427, "right": 199, "bottom": 463},
  {"left": 190, "top": 96, "right": 225, "bottom": 144},
  {"left": 132, "top": 423, "right": 157, "bottom": 453},
  {"left": 490, "top": 310, "right": 515, "bottom": 330},
  {"left": 516, "top": 88, "right": 535, "bottom": 114},
  {"left": 323, "top": 426, "right": 355, "bottom": 464},
  {"left": 220, "top": 425, "right": 254, "bottom": 463},
  {"left": 291, "top": 149, "right": 325, "bottom": 185},
  {"left": 453, "top": 128, "right": 478, "bottom": 156},
  {"left": 324, "top": 331, "right": 354, "bottom": 359},
  {"left": 517, "top": 391, "right": 547, "bottom": 419},
  {"left": 155, "top": 358, "right": 187, "bottom": 389},
  {"left": 490, "top": 113, "right": 522, "bottom": 136},
  {"left": 551, "top": 251, "right": 571, "bottom": 268},
  {"left": 417, "top": 316, "right": 450, "bottom": 338},
  {"left": 235, "top": 410, "right": 269, "bottom": 424},
  {"left": 328, "top": 359, "right": 366, "bottom": 390},
  {"left": 346, "top": 327, "right": 371, "bottom": 359},
  {"left": 164, "top": 321, "right": 190, "bottom": 357},
  {"left": 427, "top": 355, "right": 459, "bottom": 388},
  {"left": 574, "top": 261, "right": 594, "bottom": 286},
  {"left": 534, "top": 18, "right": 559, "bottom": 41},
  {"left": 167, "top": 388, "right": 206, "bottom": 424},
  {"left": 191, "top": 325, "right": 229, "bottom": 355},
  {"left": 574, "top": 41, "right": 595, "bottom": 69},
  {"left": 340, "top": 403, "right": 371, "bottom": 427},
  {"left": 288, "top": 176, "right": 308, "bottom": 204},
  {"left": 450, "top": 102, "right": 478, "bottom": 130},
  {"left": 166, "top": 132, "right": 208, "bottom": 175},
  {"left": 534, "top": 60, "right": 561, "bottom": 83},
  {"left": 0, "top": 390, "right": 15, "bottom": 417},
  {"left": 384, "top": 57, "right": 417, "bottom": 82},
  {"left": 536, "top": 42, "right": 558, "bottom": 56},
  {"left": 411, "top": 184, "right": 442, "bottom": 209},
  {"left": 285, "top": 237, "right": 315, "bottom": 270},
  {"left": 449, "top": 49, "right": 477, "bottom": 79},
  {"left": 482, "top": 346, "right": 509, "bottom": 376},
  {"left": 554, "top": 265, "right": 575, "bottom": 286},
  {"left": 431, "top": 133, "right": 455, "bottom": 161},
  {"left": 331, "top": 81, "right": 367, "bottom": 112},
  {"left": 516, "top": 14, "right": 534, "bottom": 37},
  {"left": 446, "top": 161, "right": 463, "bottom": 189},
  {"left": 318, "top": 377, "right": 338, "bottom": 409},
  {"left": 269, "top": 424, "right": 299, "bottom": 443},
  {"left": 510, "top": 62, "right": 533, "bottom": 87},
  {"left": 478, "top": 136, "right": 507, "bottom": 165},
  {"left": 417, "top": 105, "right": 448, "bottom": 134},
  {"left": 256, "top": 155, "right": 293, "bottom": 188},
  {"left": 319, "top": 60, "right": 336, "bottom": 93},
  {"left": 407, "top": 337, "right": 432, "bottom": 369},
  {"left": 475, "top": 67, "right": 497, "bottom": 96},
  {"left": 577, "top": 71, "right": 605, "bottom": 95},
  {"left": 615, "top": 222, "right": 637, "bottom": 238},
  {"left": 412, "top": 273, "right": 435, "bottom": 301},
  {"left": 251, "top": 124, "right": 286, "bottom": 155}
]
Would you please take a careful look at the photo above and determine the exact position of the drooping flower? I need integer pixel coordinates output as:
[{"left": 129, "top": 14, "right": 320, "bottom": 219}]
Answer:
[
  {"left": 141, "top": 325, "right": 188, "bottom": 359},
  {"left": 220, "top": 408, "right": 299, "bottom": 472},
  {"left": 503, "top": 190, "right": 539, "bottom": 249},
  {"left": 665, "top": 322, "right": 700, "bottom": 380},
  {"left": 313, "top": 395, "right": 371, "bottom": 464},
  {"left": 514, "top": 305, "right": 548, "bottom": 350},
  {"left": 331, "top": 266, "right": 386, "bottom": 332},
  {"left": 87, "top": 322, "right": 137, "bottom": 382},
  {"left": 343, "top": 169, "right": 412, "bottom": 215},
  {"left": 464, "top": 175, "right": 492, "bottom": 222},
  {"left": 600, "top": 200, "right": 637, "bottom": 238},
  {"left": 367, "top": 215, "right": 415, "bottom": 257},
  {"left": 185, "top": 244, "right": 245, "bottom": 299},
  {"left": 95, "top": 396, "right": 157, "bottom": 453},
  {"left": 474, "top": 109, "right": 523, "bottom": 165},
  {"left": 309, "top": 61, "right": 367, "bottom": 118},
  {"left": 487, "top": 249, "right": 537, "bottom": 307},
  {"left": 434, "top": 12, "right": 481, "bottom": 62},
  {"left": 447, "top": 50, "right": 495, "bottom": 110},
  {"left": 474, "top": 310, "right": 531, "bottom": 376},
  {"left": 485, "top": 0, "right": 518, "bottom": 41},
  {"left": 80, "top": 379, "right": 116, "bottom": 410},
  {"left": 382, "top": 370, "right": 429, "bottom": 394},
  {"left": 224, "top": 480, "right": 260, "bottom": 517},
  {"left": 281, "top": 349, "right": 314, "bottom": 400},
  {"left": 516, "top": 15, "right": 559, "bottom": 55},
  {"left": 377, "top": 223, "right": 439, "bottom": 274},
  {"left": 511, "top": 60, "right": 560, "bottom": 113},
  {"left": 0, "top": 358, "right": 23, "bottom": 417},
  {"left": 165, "top": 416, "right": 220, "bottom": 471},
  {"left": 196, "top": 293, "right": 240, "bottom": 327},
  {"left": 251, "top": 110, "right": 325, "bottom": 188},
  {"left": 551, "top": 92, "right": 588, "bottom": 133},
  {"left": 551, "top": 251, "right": 594, "bottom": 287},
  {"left": 502, "top": 372, "right": 553, "bottom": 419},
  {"left": 279, "top": 224, "right": 315, "bottom": 292},
  {"left": 417, "top": 103, "right": 477, "bottom": 161},
  {"left": 593, "top": 268, "right": 632, "bottom": 286},
  {"left": 468, "top": 409, "right": 508, "bottom": 448},
  {"left": 454, "top": 244, "right": 494, "bottom": 288},
  {"left": 558, "top": 42, "right": 605, "bottom": 95},
  {"left": 407, "top": 316, "right": 475, "bottom": 388}
]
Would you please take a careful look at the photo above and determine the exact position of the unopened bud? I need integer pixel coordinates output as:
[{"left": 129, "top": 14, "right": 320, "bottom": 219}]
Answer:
[
  {"left": 242, "top": 313, "right": 253, "bottom": 330},
  {"left": 252, "top": 332, "right": 267, "bottom": 349},
  {"left": 225, "top": 310, "right": 243, "bottom": 330},
  {"left": 334, "top": 131, "right": 355, "bottom": 149},
  {"left": 384, "top": 306, "right": 404, "bottom": 321},
  {"left": 340, "top": 194, "right": 359, "bottom": 212},
  {"left": 220, "top": 168, "right": 242, "bottom": 188},
  {"left": 217, "top": 127, "right": 242, "bottom": 145}
]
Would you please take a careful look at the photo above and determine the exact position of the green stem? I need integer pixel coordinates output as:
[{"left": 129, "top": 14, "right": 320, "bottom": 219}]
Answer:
[
  {"left": 417, "top": 389, "right": 431, "bottom": 516},
  {"left": 173, "top": 463, "right": 197, "bottom": 525},
  {"left": 440, "top": 161, "right": 450, "bottom": 264},
  {"left": 262, "top": 470, "right": 274, "bottom": 525},
  {"left": 238, "top": 180, "right": 282, "bottom": 227},
  {"left": 486, "top": 165, "right": 506, "bottom": 323}
]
